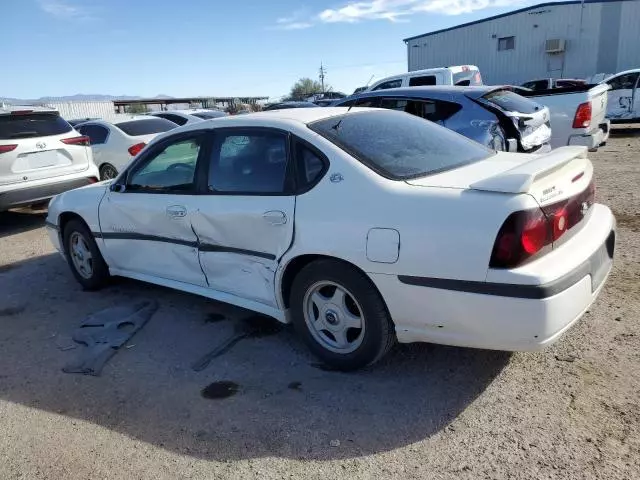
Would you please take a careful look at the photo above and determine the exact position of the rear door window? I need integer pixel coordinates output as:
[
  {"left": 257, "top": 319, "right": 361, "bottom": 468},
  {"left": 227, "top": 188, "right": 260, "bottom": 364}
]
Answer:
[
  {"left": 607, "top": 72, "right": 640, "bottom": 91},
  {"left": 408, "top": 75, "right": 436, "bottom": 86},
  {"left": 378, "top": 98, "right": 461, "bottom": 123},
  {"left": 372, "top": 79, "right": 402, "bottom": 91},
  {"left": 482, "top": 90, "right": 542, "bottom": 113},
  {"left": 0, "top": 113, "right": 72, "bottom": 140},
  {"left": 115, "top": 118, "right": 176, "bottom": 136},
  {"left": 309, "top": 110, "right": 491, "bottom": 180},
  {"left": 79, "top": 124, "right": 109, "bottom": 144}
]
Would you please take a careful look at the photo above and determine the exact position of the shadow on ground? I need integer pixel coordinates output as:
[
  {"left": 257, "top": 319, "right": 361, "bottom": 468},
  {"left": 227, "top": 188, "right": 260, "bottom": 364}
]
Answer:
[
  {"left": 0, "top": 209, "right": 47, "bottom": 239},
  {"left": 610, "top": 126, "right": 640, "bottom": 137},
  {"left": 0, "top": 253, "right": 510, "bottom": 461}
]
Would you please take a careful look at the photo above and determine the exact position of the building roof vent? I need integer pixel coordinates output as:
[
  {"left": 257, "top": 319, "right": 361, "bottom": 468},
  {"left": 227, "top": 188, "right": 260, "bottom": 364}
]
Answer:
[{"left": 545, "top": 38, "right": 565, "bottom": 53}]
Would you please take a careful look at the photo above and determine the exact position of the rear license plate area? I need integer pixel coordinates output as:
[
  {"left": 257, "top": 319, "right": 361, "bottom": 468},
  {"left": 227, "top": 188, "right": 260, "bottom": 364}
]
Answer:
[{"left": 26, "top": 150, "right": 59, "bottom": 169}]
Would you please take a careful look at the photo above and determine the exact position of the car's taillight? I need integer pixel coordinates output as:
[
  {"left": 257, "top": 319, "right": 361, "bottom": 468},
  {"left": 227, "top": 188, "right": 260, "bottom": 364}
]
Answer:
[
  {"left": 0, "top": 144, "right": 18, "bottom": 154},
  {"left": 490, "top": 208, "right": 552, "bottom": 268},
  {"left": 128, "top": 142, "right": 146, "bottom": 156},
  {"left": 491, "top": 180, "right": 596, "bottom": 269},
  {"left": 61, "top": 136, "right": 90, "bottom": 146},
  {"left": 573, "top": 101, "right": 592, "bottom": 128}
]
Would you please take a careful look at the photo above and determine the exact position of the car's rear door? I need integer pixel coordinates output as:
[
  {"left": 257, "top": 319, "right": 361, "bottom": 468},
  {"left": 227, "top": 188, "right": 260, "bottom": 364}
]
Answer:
[
  {"left": 0, "top": 111, "right": 91, "bottom": 185},
  {"left": 188, "top": 127, "right": 298, "bottom": 308},
  {"left": 77, "top": 123, "right": 109, "bottom": 169},
  {"left": 98, "top": 130, "right": 210, "bottom": 286}
]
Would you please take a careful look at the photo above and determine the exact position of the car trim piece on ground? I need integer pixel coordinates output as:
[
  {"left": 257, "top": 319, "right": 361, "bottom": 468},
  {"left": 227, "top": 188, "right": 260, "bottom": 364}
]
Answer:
[
  {"left": 399, "top": 230, "right": 614, "bottom": 299},
  {"left": 92, "top": 231, "right": 276, "bottom": 260}
]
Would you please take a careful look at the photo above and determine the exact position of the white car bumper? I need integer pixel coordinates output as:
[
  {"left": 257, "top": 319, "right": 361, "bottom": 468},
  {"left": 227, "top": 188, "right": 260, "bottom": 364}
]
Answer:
[
  {"left": 369, "top": 207, "right": 616, "bottom": 352},
  {"left": 568, "top": 119, "right": 611, "bottom": 151}
]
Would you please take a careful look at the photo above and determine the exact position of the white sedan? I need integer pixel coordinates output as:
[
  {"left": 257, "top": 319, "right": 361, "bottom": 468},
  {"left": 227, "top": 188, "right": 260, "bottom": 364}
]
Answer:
[
  {"left": 45, "top": 108, "right": 616, "bottom": 370},
  {"left": 76, "top": 117, "right": 177, "bottom": 180}
]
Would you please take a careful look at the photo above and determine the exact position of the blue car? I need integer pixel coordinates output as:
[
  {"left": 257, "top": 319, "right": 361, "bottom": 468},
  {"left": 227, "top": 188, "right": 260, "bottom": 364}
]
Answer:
[{"left": 334, "top": 86, "right": 552, "bottom": 153}]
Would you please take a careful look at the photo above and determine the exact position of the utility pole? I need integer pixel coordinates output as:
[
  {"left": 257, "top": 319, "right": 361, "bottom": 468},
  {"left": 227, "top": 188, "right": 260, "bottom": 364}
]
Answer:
[{"left": 319, "top": 62, "right": 326, "bottom": 94}]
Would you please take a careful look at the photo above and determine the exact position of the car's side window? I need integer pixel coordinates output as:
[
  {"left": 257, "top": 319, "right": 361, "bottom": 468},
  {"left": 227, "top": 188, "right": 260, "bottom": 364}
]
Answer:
[
  {"left": 607, "top": 73, "right": 640, "bottom": 91},
  {"left": 80, "top": 125, "right": 108, "bottom": 144},
  {"left": 372, "top": 79, "right": 402, "bottom": 91},
  {"left": 408, "top": 75, "right": 436, "bottom": 86},
  {"left": 378, "top": 98, "right": 461, "bottom": 124},
  {"left": 339, "top": 97, "right": 379, "bottom": 108},
  {"left": 208, "top": 130, "right": 290, "bottom": 194},
  {"left": 126, "top": 135, "right": 203, "bottom": 192},
  {"left": 294, "top": 140, "right": 327, "bottom": 191}
]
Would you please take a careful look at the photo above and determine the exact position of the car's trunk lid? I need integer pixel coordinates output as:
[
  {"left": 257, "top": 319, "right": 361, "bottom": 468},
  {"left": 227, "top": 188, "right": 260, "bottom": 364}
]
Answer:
[{"left": 406, "top": 146, "right": 593, "bottom": 207}]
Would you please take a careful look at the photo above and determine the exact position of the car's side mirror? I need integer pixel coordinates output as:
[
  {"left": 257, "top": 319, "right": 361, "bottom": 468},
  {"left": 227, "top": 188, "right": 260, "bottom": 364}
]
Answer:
[{"left": 110, "top": 183, "right": 125, "bottom": 193}]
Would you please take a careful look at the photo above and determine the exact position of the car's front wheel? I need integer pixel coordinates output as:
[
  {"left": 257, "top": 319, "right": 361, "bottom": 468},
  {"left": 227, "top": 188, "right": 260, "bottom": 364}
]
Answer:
[
  {"left": 63, "top": 219, "right": 110, "bottom": 290},
  {"left": 290, "top": 259, "right": 395, "bottom": 370},
  {"left": 99, "top": 163, "right": 118, "bottom": 181}
]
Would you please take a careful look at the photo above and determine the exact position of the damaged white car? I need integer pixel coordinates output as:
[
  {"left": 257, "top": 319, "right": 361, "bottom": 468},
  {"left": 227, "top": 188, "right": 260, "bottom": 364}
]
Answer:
[{"left": 46, "top": 108, "right": 616, "bottom": 370}]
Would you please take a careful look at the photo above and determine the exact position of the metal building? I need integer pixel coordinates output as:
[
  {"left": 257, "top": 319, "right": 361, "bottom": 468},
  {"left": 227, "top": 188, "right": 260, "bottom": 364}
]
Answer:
[{"left": 404, "top": 0, "right": 640, "bottom": 85}]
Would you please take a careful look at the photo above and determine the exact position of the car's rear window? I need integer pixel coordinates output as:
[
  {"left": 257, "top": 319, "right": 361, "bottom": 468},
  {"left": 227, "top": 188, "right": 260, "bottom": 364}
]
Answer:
[
  {"left": 192, "top": 111, "right": 226, "bottom": 119},
  {"left": 309, "top": 110, "right": 492, "bottom": 180},
  {"left": 453, "top": 70, "right": 483, "bottom": 86},
  {"left": 483, "top": 90, "right": 542, "bottom": 114},
  {"left": 115, "top": 118, "right": 176, "bottom": 136},
  {"left": 0, "top": 113, "right": 72, "bottom": 140}
]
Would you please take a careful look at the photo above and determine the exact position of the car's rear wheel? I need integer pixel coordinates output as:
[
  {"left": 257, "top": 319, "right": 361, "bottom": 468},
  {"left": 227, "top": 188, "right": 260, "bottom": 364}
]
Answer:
[
  {"left": 99, "top": 163, "right": 118, "bottom": 181},
  {"left": 290, "top": 259, "right": 395, "bottom": 370},
  {"left": 63, "top": 219, "right": 110, "bottom": 290}
]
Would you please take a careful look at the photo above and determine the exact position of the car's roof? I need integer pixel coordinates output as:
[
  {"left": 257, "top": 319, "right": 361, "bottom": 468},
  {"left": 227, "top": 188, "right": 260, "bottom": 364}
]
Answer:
[
  {"left": 77, "top": 117, "right": 157, "bottom": 128},
  {"left": 607, "top": 68, "right": 640, "bottom": 78},
  {"left": 170, "top": 107, "right": 360, "bottom": 134},
  {"left": 0, "top": 105, "right": 59, "bottom": 116},
  {"left": 344, "top": 85, "right": 502, "bottom": 101}
]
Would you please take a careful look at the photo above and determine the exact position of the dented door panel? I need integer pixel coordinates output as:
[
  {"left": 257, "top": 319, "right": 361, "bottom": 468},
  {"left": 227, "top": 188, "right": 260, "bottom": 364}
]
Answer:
[{"left": 190, "top": 196, "right": 295, "bottom": 307}]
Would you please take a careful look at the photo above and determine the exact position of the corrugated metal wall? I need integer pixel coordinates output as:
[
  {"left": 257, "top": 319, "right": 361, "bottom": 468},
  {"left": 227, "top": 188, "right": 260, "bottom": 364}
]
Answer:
[
  {"left": 407, "top": 1, "right": 640, "bottom": 85},
  {"left": 39, "top": 101, "right": 120, "bottom": 122},
  {"left": 616, "top": 0, "right": 640, "bottom": 72}
]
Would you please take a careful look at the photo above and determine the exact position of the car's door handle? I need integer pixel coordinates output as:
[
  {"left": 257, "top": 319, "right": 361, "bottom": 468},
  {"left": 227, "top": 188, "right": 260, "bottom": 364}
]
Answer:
[
  {"left": 166, "top": 205, "right": 187, "bottom": 218},
  {"left": 263, "top": 210, "right": 287, "bottom": 225}
]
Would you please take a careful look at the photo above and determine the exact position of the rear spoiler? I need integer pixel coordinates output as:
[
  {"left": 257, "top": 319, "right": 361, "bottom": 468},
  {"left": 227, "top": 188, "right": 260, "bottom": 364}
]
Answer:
[{"left": 470, "top": 146, "right": 588, "bottom": 194}]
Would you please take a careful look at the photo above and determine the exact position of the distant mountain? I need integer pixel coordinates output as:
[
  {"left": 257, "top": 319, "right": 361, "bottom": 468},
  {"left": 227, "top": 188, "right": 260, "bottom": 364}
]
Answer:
[{"left": 0, "top": 94, "right": 175, "bottom": 104}]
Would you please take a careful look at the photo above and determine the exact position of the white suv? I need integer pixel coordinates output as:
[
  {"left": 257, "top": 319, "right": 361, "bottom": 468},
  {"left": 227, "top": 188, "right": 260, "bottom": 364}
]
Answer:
[{"left": 0, "top": 106, "right": 99, "bottom": 211}]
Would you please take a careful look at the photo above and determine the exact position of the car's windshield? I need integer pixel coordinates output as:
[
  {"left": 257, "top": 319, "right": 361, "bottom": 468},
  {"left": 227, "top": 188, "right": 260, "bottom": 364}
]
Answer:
[
  {"left": 115, "top": 118, "right": 176, "bottom": 136},
  {"left": 309, "top": 110, "right": 492, "bottom": 180},
  {"left": 0, "top": 113, "right": 72, "bottom": 140},
  {"left": 453, "top": 69, "right": 482, "bottom": 86}
]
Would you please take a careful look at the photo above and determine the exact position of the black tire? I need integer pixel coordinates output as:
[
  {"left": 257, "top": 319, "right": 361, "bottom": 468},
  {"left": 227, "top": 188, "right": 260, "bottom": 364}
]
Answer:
[
  {"left": 99, "top": 163, "right": 118, "bottom": 181},
  {"left": 63, "top": 219, "right": 110, "bottom": 290},
  {"left": 290, "top": 259, "right": 395, "bottom": 371}
]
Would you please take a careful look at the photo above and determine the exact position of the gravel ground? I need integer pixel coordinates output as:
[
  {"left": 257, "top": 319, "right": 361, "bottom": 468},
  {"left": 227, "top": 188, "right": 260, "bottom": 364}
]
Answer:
[{"left": 0, "top": 131, "right": 638, "bottom": 480}]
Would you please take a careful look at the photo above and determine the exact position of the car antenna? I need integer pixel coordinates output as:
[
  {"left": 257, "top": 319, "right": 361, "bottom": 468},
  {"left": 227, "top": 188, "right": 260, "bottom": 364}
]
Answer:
[{"left": 333, "top": 74, "right": 375, "bottom": 129}]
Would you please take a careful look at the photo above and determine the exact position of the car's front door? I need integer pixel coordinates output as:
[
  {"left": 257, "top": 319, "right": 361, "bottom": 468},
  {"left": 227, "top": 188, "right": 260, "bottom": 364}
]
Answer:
[
  {"left": 189, "top": 128, "right": 297, "bottom": 308},
  {"left": 606, "top": 72, "right": 640, "bottom": 120},
  {"left": 98, "top": 131, "right": 209, "bottom": 286}
]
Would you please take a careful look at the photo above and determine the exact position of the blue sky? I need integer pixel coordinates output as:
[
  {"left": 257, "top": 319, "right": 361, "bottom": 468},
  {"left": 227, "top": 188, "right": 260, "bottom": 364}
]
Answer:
[{"left": 1, "top": 0, "right": 553, "bottom": 100}]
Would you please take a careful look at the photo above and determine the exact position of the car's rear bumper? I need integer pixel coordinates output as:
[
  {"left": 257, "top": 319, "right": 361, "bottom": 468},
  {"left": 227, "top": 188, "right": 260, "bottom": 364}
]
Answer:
[
  {"left": 568, "top": 120, "right": 610, "bottom": 151},
  {"left": 370, "top": 208, "right": 616, "bottom": 351},
  {"left": 0, "top": 176, "right": 97, "bottom": 211}
]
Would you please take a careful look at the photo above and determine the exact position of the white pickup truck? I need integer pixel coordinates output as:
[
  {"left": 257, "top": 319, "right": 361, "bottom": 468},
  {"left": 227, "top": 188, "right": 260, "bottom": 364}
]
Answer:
[{"left": 514, "top": 83, "right": 611, "bottom": 151}]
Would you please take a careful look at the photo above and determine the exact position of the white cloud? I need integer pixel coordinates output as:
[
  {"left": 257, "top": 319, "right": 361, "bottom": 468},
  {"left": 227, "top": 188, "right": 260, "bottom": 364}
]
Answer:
[
  {"left": 276, "top": 0, "right": 526, "bottom": 28},
  {"left": 37, "top": 0, "right": 93, "bottom": 20}
]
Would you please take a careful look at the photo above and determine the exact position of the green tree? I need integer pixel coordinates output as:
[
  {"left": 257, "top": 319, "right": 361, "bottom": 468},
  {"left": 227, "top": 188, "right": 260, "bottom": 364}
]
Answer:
[
  {"left": 128, "top": 103, "right": 148, "bottom": 114},
  {"left": 287, "top": 78, "right": 328, "bottom": 101}
]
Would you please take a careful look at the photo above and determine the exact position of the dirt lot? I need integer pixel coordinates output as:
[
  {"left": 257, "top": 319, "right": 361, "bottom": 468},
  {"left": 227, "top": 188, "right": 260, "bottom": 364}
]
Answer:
[{"left": 0, "top": 130, "right": 638, "bottom": 480}]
